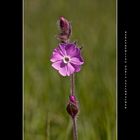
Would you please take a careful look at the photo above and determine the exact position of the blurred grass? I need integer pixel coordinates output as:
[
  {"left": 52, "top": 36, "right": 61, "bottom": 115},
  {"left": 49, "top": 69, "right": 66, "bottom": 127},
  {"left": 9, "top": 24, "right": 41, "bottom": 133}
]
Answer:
[{"left": 24, "top": 0, "right": 116, "bottom": 140}]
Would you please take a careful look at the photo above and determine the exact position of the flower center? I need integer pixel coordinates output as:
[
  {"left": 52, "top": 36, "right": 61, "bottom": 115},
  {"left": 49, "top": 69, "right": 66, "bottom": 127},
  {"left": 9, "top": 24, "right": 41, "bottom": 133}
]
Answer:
[{"left": 63, "top": 56, "right": 70, "bottom": 64}]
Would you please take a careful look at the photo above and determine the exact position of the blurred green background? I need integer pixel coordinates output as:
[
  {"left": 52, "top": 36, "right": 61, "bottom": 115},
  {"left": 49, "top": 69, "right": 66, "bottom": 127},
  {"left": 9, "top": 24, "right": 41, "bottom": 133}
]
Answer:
[{"left": 24, "top": 0, "right": 116, "bottom": 140}]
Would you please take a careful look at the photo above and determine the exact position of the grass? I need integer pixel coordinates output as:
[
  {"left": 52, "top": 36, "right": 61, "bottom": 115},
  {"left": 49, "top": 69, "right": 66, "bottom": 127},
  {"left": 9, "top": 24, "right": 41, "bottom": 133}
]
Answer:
[{"left": 24, "top": 0, "right": 116, "bottom": 140}]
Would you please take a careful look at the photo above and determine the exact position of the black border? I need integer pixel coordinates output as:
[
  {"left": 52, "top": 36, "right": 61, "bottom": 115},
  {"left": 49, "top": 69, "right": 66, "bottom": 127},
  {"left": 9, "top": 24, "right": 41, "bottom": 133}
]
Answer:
[
  {"left": 118, "top": 0, "right": 129, "bottom": 139},
  {"left": 4, "top": 0, "right": 23, "bottom": 139}
]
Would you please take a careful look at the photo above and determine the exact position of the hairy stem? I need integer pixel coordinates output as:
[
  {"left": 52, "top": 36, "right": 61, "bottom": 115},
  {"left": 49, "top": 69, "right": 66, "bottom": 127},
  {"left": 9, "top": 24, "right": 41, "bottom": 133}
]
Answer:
[
  {"left": 70, "top": 74, "right": 75, "bottom": 96},
  {"left": 70, "top": 74, "right": 78, "bottom": 140},
  {"left": 72, "top": 117, "right": 78, "bottom": 140}
]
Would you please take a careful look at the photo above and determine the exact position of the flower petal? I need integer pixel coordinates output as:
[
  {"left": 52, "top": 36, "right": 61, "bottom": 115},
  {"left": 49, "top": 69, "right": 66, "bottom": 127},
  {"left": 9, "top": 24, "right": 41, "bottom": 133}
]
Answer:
[
  {"left": 65, "top": 44, "right": 80, "bottom": 57},
  {"left": 72, "top": 64, "right": 81, "bottom": 72},
  {"left": 50, "top": 53, "right": 63, "bottom": 62},
  {"left": 58, "top": 43, "right": 67, "bottom": 56},
  {"left": 70, "top": 57, "right": 84, "bottom": 65},
  {"left": 51, "top": 60, "right": 62, "bottom": 70},
  {"left": 58, "top": 65, "right": 67, "bottom": 76},
  {"left": 53, "top": 47, "right": 63, "bottom": 56},
  {"left": 67, "top": 63, "right": 75, "bottom": 76}
]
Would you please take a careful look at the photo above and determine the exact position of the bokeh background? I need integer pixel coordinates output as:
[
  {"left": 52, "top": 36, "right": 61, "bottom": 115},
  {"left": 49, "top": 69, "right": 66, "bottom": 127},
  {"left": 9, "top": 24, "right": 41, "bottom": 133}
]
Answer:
[{"left": 24, "top": 0, "right": 116, "bottom": 140}]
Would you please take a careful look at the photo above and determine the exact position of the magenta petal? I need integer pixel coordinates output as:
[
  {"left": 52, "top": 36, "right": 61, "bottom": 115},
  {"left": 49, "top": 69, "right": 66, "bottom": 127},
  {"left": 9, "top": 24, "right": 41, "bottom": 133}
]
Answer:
[
  {"left": 53, "top": 47, "right": 64, "bottom": 56},
  {"left": 71, "top": 57, "right": 84, "bottom": 65},
  {"left": 67, "top": 63, "right": 75, "bottom": 76},
  {"left": 70, "top": 63, "right": 81, "bottom": 72},
  {"left": 50, "top": 53, "right": 63, "bottom": 62},
  {"left": 59, "top": 44, "right": 67, "bottom": 55},
  {"left": 52, "top": 60, "right": 62, "bottom": 70},
  {"left": 58, "top": 65, "right": 67, "bottom": 76},
  {"left": 65, "top": 44, "right": 80, "bottom": 57},
  {"left": 73, "top": 65, "right": 81, "bottom": 72}
]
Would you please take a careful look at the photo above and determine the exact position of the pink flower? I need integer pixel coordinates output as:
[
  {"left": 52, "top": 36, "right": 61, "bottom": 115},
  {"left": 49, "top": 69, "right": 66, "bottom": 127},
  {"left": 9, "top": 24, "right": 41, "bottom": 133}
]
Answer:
[{"left": 50, "top": 43, "right": 84, "bottom": 76}]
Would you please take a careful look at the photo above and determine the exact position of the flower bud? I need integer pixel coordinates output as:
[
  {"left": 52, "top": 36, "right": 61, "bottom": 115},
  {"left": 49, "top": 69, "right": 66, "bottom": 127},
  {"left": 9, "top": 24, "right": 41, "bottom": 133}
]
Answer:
[
  {"left": 66, "top": 95, "right": 79, "bottom": 118},
  {"left": 69, "top": 95, "right": 76, "bottom": 103},
  {"left": 59, "top": 16, "right": 70, "bottom": 32},
  {"left": 57, "top": 16, "right": 72, "bottom": 42}
]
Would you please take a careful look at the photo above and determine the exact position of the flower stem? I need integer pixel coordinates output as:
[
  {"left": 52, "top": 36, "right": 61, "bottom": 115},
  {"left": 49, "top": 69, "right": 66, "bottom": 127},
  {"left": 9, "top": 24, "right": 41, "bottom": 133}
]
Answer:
[
  {"left": 72, "top": 117, "right": 78, "bottom": 140},
  {"left": 70, "top": 74, "right": 78, "bottom": 140},
  {"left": 70, "top": 74, "right": 75, "bottom": 96}
]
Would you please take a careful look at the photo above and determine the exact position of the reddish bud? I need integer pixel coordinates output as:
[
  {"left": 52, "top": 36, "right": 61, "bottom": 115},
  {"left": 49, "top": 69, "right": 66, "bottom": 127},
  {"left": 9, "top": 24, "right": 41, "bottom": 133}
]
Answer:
[
  {"left": 57, "top": 16, "right": 72, "bottom": 42},
  {"left": 66, "top": 102, "right": 79, "bottom": 118},
  {"left": 59, "top": 16, "right": 70, "bottom": 31},
  {"left": 69, "top": 95, "right": 76, "bottom": 103},
  {"left": 66, "top": 95, "right": 79, "bottom": 118}
]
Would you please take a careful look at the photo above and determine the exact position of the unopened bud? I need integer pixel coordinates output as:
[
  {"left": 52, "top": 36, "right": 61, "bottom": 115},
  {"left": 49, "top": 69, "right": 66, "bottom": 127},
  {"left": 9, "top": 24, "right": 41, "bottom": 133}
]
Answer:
[
  {"left": 57, "top": 16, "right": 72, "bottom": 42},
  {"left": 69, "top": 95, "right": 76, "bottom": 103},
  {"left": 59, "top": 16, "right": 70, "bottom": 32},
  {"left": 66, "top": 95, "right": 79, "bottom": 118}
]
